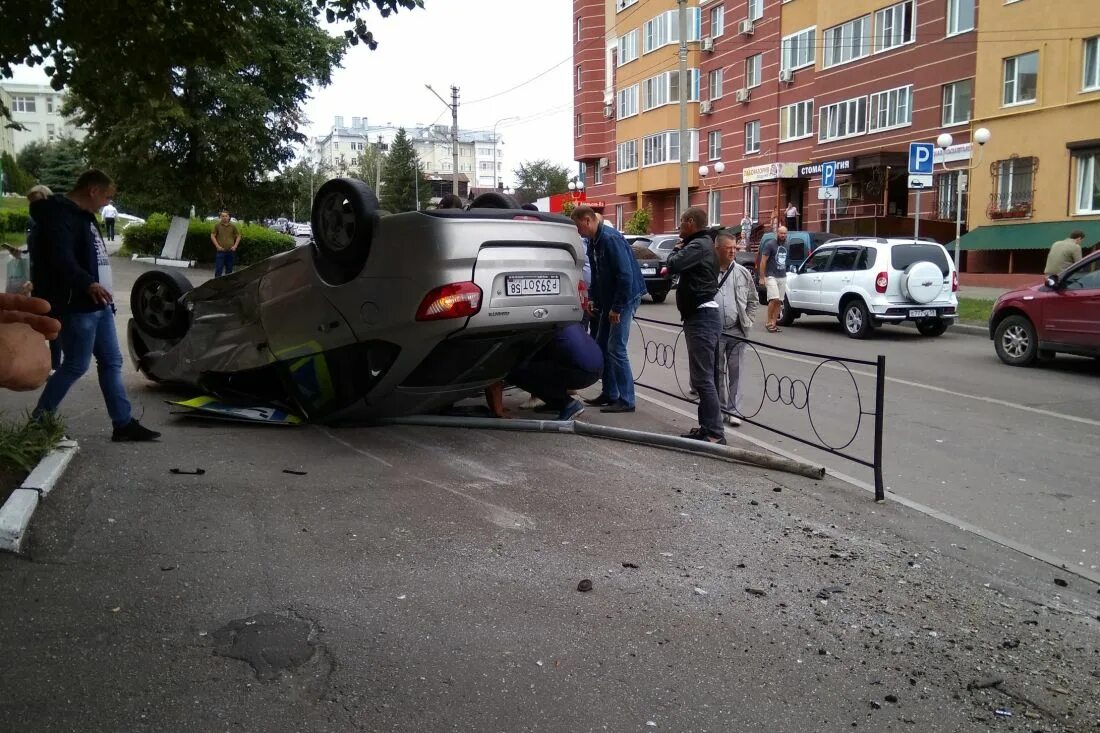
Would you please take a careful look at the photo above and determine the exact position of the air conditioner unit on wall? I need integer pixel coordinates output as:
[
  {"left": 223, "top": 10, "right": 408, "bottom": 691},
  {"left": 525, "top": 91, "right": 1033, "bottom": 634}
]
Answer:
[
  {"left": 736, "top": 88, "right": 750, "bottom": 103},
  {"left": 739, "top": 20, "right": 754, "bottom": 35},
  {"left": 604, "top": 106, "right": 614, "bottom": 119},
  {"left": 702, "top": 36, "right": 714, "bottom": 52},
  {"left": 699, "top": 101, "right": 713, "bottom": 114},
  {"left": 779, "top": 69, "right": 794, "bottom": 83},
  {"left": 598, "top": 157, "right": 609, "bottom": 168}
]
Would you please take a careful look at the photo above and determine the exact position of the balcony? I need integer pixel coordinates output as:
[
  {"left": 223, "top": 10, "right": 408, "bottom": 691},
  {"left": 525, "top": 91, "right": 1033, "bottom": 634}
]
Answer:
[{"left": 986, "top": 191, "right": 1035, "bottom": 221}]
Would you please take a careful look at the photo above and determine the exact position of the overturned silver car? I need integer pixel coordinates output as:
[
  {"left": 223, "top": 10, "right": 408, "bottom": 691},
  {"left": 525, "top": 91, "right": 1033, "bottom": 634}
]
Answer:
[{"left": 127, "top": 181, "right": 586, "bottom": 422}]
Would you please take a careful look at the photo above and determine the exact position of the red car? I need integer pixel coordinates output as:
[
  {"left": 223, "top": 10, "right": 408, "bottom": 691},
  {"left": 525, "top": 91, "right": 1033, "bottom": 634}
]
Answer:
[{"left": 989, "top": 250, "right": 1100, "bottom": 366}]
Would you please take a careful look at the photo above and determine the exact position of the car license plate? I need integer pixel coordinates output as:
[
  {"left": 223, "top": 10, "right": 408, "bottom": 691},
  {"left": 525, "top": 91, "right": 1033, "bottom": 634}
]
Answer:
[
  {"left": 640, "top": 267, "right": 656, "bottom": 275},
  {"left": 908, "top": 309, "right": 938, "bottom": 318},
  {"left": 506, "top": 275, "right": 560, "bottom": 296}
]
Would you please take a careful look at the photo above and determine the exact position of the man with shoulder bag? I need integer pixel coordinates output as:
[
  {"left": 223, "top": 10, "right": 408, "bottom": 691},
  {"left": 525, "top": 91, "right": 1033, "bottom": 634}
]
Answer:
[{"left": 714, "top": 231, "right": 758, "bottom": 427}]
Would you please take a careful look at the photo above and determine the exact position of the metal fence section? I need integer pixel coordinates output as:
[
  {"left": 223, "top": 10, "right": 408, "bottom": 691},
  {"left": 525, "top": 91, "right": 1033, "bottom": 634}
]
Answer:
[{"left": 630, "top": 315, "right": 887, "bottom": 501}]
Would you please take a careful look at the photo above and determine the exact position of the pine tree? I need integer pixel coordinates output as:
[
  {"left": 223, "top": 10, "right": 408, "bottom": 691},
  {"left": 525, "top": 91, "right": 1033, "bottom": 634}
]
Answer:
[{"left": 378, "top": 128, "right": 430, "bottom": 213}]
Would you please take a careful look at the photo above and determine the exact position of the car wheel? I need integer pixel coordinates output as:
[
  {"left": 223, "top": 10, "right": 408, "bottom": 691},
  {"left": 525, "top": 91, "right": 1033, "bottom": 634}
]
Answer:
[
  {"left": 469, "top": 192, "right": 520, "bottom": 209},
  {"left": 915, "top": 318, "right": 949, "bottom": 337},
  {"left": 650, "top": 291, "right": 667, "bottom": 304},
  {"left": 311, "top": 177, "right": 378, "bottom": 284},
  {"left": 841, "top": 299, "right": 874, "bottom": 339},
  {"left": 777, "top": 298, "right": 798, "bottom": 327},
  {"left": 131, "top": 269, "right": 193, "bottom": 339},
  {"left": 994, "top": 315, "right": 1038, "bottom": 366}
]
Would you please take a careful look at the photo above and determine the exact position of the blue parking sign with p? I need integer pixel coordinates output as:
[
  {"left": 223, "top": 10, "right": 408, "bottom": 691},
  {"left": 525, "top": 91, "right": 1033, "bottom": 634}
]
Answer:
[
  {"left": 822, "top": 161, "right": 837, "bottom": 188},
  {"left": 909, "top": 143, "right": 934, "bottom": 175}
]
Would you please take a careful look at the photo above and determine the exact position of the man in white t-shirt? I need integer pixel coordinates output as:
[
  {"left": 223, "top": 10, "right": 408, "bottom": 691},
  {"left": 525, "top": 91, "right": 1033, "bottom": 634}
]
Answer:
[{"left": 101, "top": 200, "right": 119, "bottom": 242}]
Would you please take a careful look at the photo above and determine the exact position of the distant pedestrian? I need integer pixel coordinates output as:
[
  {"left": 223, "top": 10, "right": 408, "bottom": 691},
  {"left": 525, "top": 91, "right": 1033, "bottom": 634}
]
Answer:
[
  {"left": 666, "top": 207, "right": 724, "bottom": 444},
  {"left": 101, "top": 199, "right": 119, "bottom": 242},
  {"left": 714, "top": 232, "right": 758, "bottom": 427},
  {"left": 30, "top": 169, "right": 160, "bottom": 442},
  {"left": 785, "top": 201, "right": 798, "bottom": 231},
  {"left": 3, "top": 244, "right": 31, "bottom": 295},
  {"left": 1043, "top": 230, "right": 1085, "bottom": 276},
  {"left": 571, "top": 205, "right": 646, "bottom": 414},
  {"left": 211, "top": 210, "right": 241, "bottom": 277},
  {"left": 759, "top": 226, "right": 790, "bottom": 333}
]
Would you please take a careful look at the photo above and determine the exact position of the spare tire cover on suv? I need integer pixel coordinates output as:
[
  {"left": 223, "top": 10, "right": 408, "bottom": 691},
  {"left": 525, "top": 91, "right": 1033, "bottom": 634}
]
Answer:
[{"left": 901, "top": 261, "right": 944, "bottom": 304}]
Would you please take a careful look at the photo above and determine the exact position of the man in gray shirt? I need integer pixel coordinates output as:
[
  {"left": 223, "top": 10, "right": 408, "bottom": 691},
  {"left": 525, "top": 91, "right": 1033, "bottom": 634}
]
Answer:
[
  {"left": 1044, "top": 230, "right": 1085, "bottom": 276},
  {"left": 758, "top": 226, "right": 789, "bottom": 333}
]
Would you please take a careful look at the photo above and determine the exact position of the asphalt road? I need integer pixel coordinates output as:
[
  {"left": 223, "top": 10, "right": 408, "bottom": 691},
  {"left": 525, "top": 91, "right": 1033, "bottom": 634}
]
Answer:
[{"left": 630, "top": 296, "right": 1100, "bottom": 579}]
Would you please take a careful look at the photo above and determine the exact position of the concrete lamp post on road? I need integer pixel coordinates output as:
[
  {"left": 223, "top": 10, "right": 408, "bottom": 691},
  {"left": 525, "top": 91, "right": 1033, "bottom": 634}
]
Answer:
[{"left": 936, "top": 127, "right": 991, "bottom": 272}]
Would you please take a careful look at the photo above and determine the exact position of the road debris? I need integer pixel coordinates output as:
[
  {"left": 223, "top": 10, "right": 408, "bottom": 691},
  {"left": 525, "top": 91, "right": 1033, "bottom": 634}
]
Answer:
[
  {"left": 169, "top": 468, "right": 205, "bottom": 475},
  {"left": 622, "top": 562, "right": 639, "bottom": 569},
  {"left": 282, "top": 469, "right": 308, "bottom": 476},
  {"left": 577, "top": 579, "right": 593, "bottom": 592},
  {"left": 745, "top": 587, "right": 767, "bottom": 597},
  {"left": 966, "top": 677, "right": 1003, "bottom": 690}
]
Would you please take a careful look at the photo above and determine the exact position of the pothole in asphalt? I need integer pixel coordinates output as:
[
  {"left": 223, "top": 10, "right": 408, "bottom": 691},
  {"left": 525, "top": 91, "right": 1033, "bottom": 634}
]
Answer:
[{"left": 211, "top": 611, "right": 318, "bottom": 681}]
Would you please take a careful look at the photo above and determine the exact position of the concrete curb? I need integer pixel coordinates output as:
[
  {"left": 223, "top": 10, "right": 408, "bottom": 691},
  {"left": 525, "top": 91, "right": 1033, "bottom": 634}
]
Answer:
[{"left": 0, "top": 439, "right": 79, "bottom": 554}]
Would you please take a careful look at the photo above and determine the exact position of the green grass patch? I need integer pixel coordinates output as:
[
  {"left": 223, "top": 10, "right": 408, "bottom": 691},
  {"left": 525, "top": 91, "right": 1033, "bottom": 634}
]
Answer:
[
  {"left": 0, "top": 197, "right": 28, "bottom": 211},
  {"left": 957, "top": 297, "right": 994, "bottom": 324},
  {"left": 0, "top": 412, "right": 66, "bottom": 504}
]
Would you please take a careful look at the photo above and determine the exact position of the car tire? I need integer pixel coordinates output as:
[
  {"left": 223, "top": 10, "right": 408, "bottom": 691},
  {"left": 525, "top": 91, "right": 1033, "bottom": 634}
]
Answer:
[
  {"left": 777, "top": 298, "right": 798, "bottom": 327},
  {"left": 311, "top": 177, "right": 378, "bottom": 284},
  {"left": 650, "top": 290, "right": 667, "bottom": 304},
  {"left": 841, "top": 299, "right": 874, "bottom": 339},
  {"left": 469, "top": 192, "right": 520, "bottom": 209},
  {"left": 994, "top": 315, "right": 1038, "bottom": 366},
  {"left": 915, "top": 318, "right": 949, "bottom": 337},
  {"left": 131, "top": 269, "right": 193, "bottom": 340}
]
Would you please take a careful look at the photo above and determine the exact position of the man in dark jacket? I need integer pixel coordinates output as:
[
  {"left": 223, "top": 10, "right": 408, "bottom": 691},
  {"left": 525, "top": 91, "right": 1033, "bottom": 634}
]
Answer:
[
  {"left": 570, "top": 206, "right": 646, "bottom": 413},
  {"left": 665, "top": 207, "right": 724, "bottom": 444},
  {"left": 31, "top": 169, "right": 160, "bottom": 442}
]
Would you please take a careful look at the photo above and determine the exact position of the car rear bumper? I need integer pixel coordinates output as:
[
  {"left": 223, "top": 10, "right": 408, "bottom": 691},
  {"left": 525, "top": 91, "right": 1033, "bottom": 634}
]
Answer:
[{"left": 872, "top": 305, "right": 958, "bottom": 321}]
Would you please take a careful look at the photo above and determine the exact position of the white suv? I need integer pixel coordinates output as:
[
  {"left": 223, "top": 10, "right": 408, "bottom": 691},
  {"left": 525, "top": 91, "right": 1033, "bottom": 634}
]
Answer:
[{"left": 778, "top": 238, "right": 959, "bottom": 339}]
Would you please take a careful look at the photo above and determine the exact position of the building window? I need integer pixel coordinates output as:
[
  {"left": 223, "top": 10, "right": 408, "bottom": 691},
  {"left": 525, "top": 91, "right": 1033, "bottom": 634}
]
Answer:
[
  {"left": 745, "top": 120, "right": 760, "bottom": 153},
  {"left": 642, "top": 130, "right": 699, "bottom": 167},
  {"left": 868, "top": 85, "right": 912, "bottom": 132},
  {"left": 748, "top": 0, "right": 763, "bottom": 22},
  {"left": 617, "top": 85, "right": 639, "bottom": 120},
  {"left": 642, "top": 69, "right": 700, "bottom": 111},
  {"left": 819, "top": 96, "right": 868, "bottom": 142},
  {"left": 874, "top": 0, "right": 915, "bottom": 53},
  {"left": 594, "top": 165, "right": 603, "bottom": 185},
  {"left": 576, "top": 16, "right": 583, "bottom": 43},
  {"left": 936, "top": 171, "right": 967, "bottom": 220},
  {"left": 710, "top": 5, "right": 725, "bottom": 37},
  {"left": 779, "top": 100, "right": 814, "bottom": 141},
  {"left": 1075, "top": 152, "right": 1100, "bottom": 214},
  {"left": 823, "top": 15, "right": 870, "bottom": 68},
  {"left": 576, "top": 64, "right": 583, "bottom": 90},
  {"left": 617, "top": 0, "right": 639, "bottom": 11},
  {"left": 1003, "top": 51, "right": 1039, "bottom": 106},
  {"left": 942, "top": 79, "right": 973, "bottom": 126},
  {"left": 618, "top": 29, "right": 639, "bottom": 66},
  {"left": 946, "top": 0, "right": 975, "bottom": 36},
  {"left": 745, "top": 185, "right": 761, "bottom": 222},
  {"left": 992, "top": 157, "right": 1036, "bottom": 216},
  {"left": 709, "top": 69, "right": 723, "bottom": 99},
  {"left": 11, "top": 96, "right": 36, "bottom": 113},
  {"left": 708, "top": 130, "right": 722, "bottom": 160},
  {"left": 575, "top": 113, "right": 582, "bottom": 138},
  {"left": 46, "top": 123, "right": 56, "bottom": 139},
  {"left": 615, "top": 204, "right": 626, "bottom": 229},
  {"left": 1083, "top": 37, "right": 1100, "bottom": 90},
  {"left": 745, "top": 54, "right": 762, "bottom": 88},
  {"left": 781, "top": 27, "right": 816, "bottom": 72},
  {"left": 643, "top": 8, "right": 701, "bottom": 54},
  {"left": 46, "top": 96, "right": 55, "bottom": 113},
  {"left": 617, "top": 140, "right": 638, "bottom": 172},
  {"left": 708, "top": 189, "right": 722, "bottom": 225}
]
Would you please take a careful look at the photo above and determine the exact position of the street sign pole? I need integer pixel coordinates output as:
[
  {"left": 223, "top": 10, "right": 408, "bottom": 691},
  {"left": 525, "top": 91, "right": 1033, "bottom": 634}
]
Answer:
[
  {"left": 821, "top": 161, "right": 837, "bottom": 235},
  {"left": 907, "top": 143, "right": 934, "bottom": 242},
  {"left": 826, "top": 196, "right": 831, "bottom": 233},
  {"left": 914, "top": 187, "right": 921, "bottom": 240}
]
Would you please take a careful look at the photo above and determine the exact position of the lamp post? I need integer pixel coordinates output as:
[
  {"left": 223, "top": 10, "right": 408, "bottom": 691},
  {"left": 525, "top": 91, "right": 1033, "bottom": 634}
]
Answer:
[
  {"left": 698, "top": 162, "right": 725, "bottom": 225},
  {"left": 936, "top": 127, "right": 991, "bottom": 271},
  {"left": 568, "top": 178, "right": 585, "bottom": 205},
  {"left": 492, "top": 116, "right": 519, "bottom": 192}
]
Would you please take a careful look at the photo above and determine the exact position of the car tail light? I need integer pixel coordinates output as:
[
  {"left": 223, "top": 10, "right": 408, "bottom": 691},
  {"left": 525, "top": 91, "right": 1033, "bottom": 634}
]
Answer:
[
  {"left": 416, "top": 282, "right": 483, "bottom": 321},
  {"left": 512, "top": 215, "right": 541, "bottom": 221},
  {"left": 952, "top": 271, "right": 959, "bottom": 292},
  {"left": 875, "top": 271, "right": 888, "bottom": 293},
  {"left": 578, "top": 280, "right": 590, "bottom": 311}
]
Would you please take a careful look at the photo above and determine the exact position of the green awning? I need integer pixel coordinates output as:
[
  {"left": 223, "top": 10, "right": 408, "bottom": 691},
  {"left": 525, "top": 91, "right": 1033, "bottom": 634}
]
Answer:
[{"left": 953, "top": 220, "right": 1100, "bottom": 251}]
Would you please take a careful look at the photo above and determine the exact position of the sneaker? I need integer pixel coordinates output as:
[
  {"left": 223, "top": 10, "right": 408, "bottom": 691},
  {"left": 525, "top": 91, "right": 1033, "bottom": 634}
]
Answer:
[
  {"left": 600, "top": 401, "right": 635, "bottom": 413},
  {"left": 520, "top": 396, "right": 545, "bottom": 410},
  {"left": 583, "top": 394, "right": 615, "bottom": 406},
  {"left": 724, "top": 414, "right": 742, "bottom": 427},
  {"left": 557, "top": 399, "right": 585, "bottom": 421},
  {"left": 112, "top": 419, "right": 162, "bottom": 442}
]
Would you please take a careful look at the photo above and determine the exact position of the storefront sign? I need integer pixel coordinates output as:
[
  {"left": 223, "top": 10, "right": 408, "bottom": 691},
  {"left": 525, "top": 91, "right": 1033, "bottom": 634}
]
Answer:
[
  {"left": 743, "top": 162, "right": 803, "bottom": 183},
  {"left": 798, "top": 159, "right": 853, "bottom": 178},
  {"left": 933, "top": 142, "right": 972, "bottom": 164}
]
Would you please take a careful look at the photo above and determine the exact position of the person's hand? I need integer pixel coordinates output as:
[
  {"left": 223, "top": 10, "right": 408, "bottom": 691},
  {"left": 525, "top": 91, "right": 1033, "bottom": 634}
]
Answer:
[
  {"left": 88, "top": 282, "right": 113, "bottom": 305},
  {"left": 609, "top": 311, "right": 621, "bottom": 325},
  {"left": 20, "top": 281, "right": 33, "bottom": 296},
  {"left": 0, "top": 293, "right": 61, "bottom": 339},
  {"left": 231, "top": 245, "right": 238, "bottom": 252},
  {"left": 0, "top": 323, "right": 52, "bottom": 391}
]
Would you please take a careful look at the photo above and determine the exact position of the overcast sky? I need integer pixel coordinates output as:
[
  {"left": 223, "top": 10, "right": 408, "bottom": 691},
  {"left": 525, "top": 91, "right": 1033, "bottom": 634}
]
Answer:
[{"left": 10, "top": 0, "right": 576, "bottom": 188}]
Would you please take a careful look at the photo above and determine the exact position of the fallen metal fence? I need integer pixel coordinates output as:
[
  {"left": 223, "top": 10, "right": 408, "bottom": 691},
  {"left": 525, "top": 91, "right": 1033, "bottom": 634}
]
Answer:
[{"left": 631, "top": 315, "right": 887, "bottom": 501}]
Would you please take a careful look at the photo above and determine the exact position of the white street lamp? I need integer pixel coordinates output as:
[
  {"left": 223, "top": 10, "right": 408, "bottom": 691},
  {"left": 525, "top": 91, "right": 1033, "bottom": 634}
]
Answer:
[{"left": 936, "top": 127, "right": 991, "bottom": 271}]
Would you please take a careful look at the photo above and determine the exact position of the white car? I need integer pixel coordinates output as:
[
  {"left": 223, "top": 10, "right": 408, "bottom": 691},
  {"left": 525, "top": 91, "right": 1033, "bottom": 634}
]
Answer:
[{"left": 778, "top": 237, "right": 959, "bottom": 339}]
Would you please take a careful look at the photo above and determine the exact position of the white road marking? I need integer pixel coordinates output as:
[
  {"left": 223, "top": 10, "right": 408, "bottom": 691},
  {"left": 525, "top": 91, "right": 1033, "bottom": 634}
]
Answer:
[
  {"left": 316, "top": 427, "right": 393, "bottom": 467},
  {"left": 414, "top": 477, "right": 535, "bottom": 530},
  {"left": 635, "top": 322, "right": 1100, "bottom": 428}
]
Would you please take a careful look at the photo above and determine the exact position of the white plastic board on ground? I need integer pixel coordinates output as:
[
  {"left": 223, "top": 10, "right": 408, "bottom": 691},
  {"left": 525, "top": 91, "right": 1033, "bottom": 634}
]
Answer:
[{"left": 160, "top": 216, "right": 190, "bottom": 259}]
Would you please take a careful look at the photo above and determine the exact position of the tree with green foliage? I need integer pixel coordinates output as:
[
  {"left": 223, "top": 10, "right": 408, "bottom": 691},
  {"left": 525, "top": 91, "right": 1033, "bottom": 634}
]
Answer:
[
  {"left": 379, "top": 129, "right": 429, "bottom": 213},
  {"left": 0, "top": 1, "right": 423, "bottom": 215},
  {"left": 0, "top": 152, "right": 36, "bottom": 195},
  {"left": 513, "top": 160, "right": 571, "bottom": 204},
  {"left": 624, "top": 207, "right": 652, "bottom": 235},
  {"left": 15, "top": 137, "right": 86, "bottom": 193}
]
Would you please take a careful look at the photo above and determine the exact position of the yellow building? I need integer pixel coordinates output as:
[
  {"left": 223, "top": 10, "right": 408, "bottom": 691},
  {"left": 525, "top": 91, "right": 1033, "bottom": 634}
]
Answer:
[{"left": 961, "top": 1, "right": 1100, "bottom": 274}]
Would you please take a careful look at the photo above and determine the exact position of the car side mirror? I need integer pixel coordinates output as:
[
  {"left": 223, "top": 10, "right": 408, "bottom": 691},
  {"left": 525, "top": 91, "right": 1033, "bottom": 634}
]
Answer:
[{"left": 1045, "top": 275, "right": 1058, "bottom": 289}]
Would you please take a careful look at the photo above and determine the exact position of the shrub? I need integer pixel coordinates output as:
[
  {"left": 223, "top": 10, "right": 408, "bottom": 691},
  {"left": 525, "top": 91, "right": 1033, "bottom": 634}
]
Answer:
[
  {"left": 624, "top": 207, "right": 652, "bottom": 235},
  {"left": 0, "top": 209, "right": 31, "bottom": 234},
  {"left": 122, "top": 217, "right": 295, "bottom": 266}
]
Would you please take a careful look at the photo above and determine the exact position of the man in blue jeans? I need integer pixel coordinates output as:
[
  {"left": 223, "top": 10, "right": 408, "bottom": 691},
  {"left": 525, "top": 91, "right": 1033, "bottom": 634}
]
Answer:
[
  {"left": 570, "top": 205, "right": 646, "bottom": 413},
  {"left": 665, "top": 207, "right": 724, "bottom": 444},
  {"left": 30, "top": 169, "right": 161, "bottom": 442},
  {"left": 211, "top": 210, "right": 241, "bottom": 277}
]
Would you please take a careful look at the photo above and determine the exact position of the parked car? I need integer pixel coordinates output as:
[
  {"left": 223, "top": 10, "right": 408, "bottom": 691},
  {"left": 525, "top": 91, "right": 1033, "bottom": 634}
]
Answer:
[
  {"left": 989, "top": 250, "right": 1100, "bottom": 366},
  {"left": 778, "top": 237, "right": 959, "bottom": 339},
  {"left": 127, "top": 184, "right": 586, "bottom": 422},
  {"left": 626, "top": 233, "right": 679, "bottom": 303},
  {"left": 750, "top": 230, "right": 840, "bottom": 304},
  {"left": 293, "top": 222, "right": 312, "bottom": 237}
]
